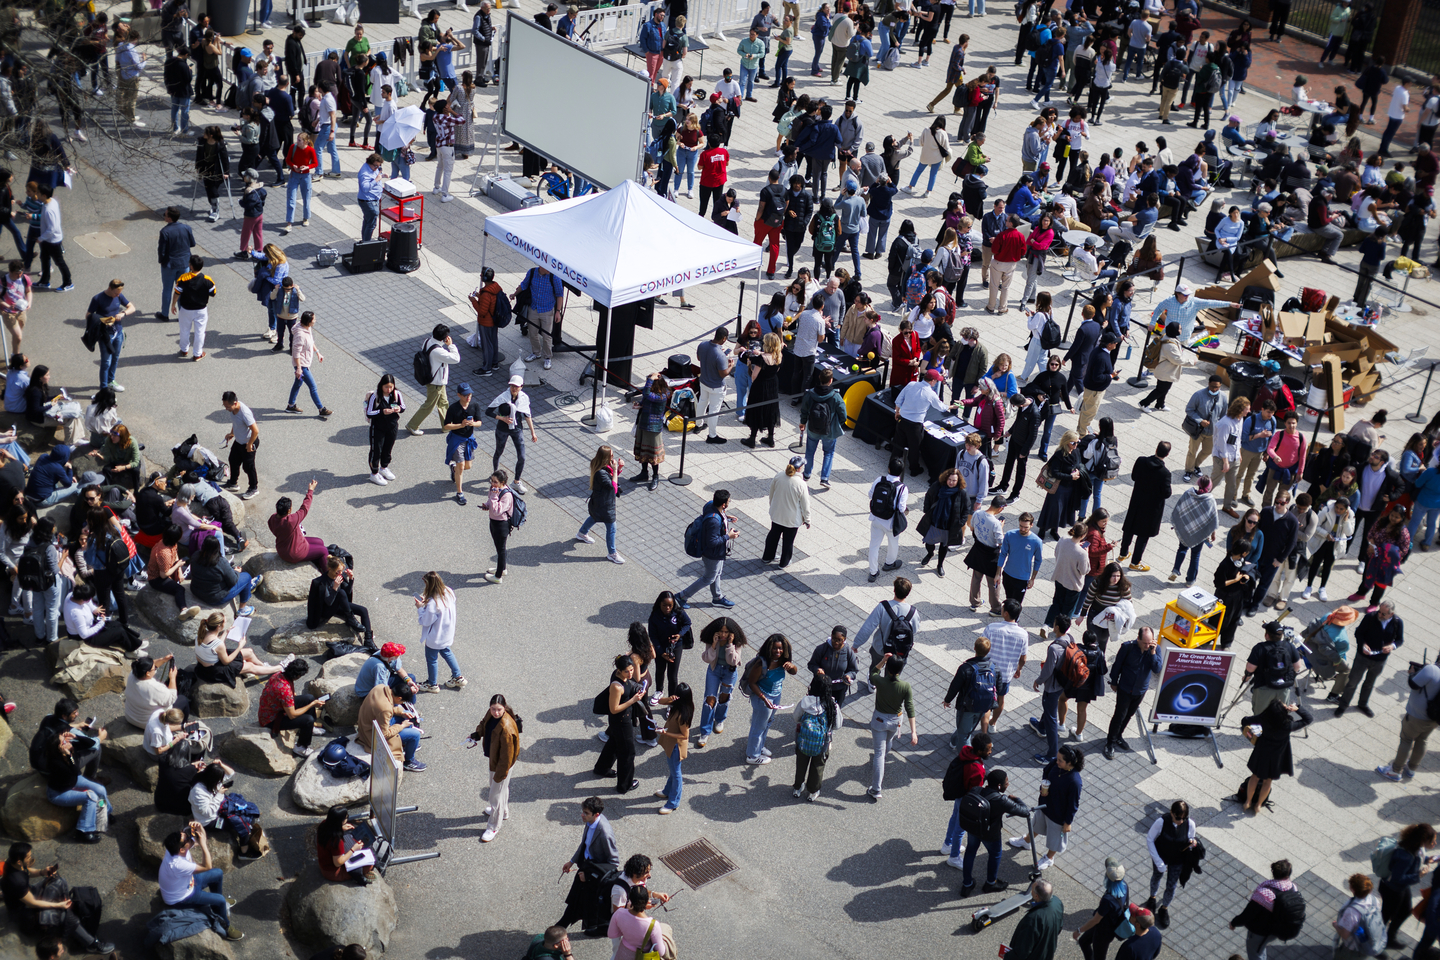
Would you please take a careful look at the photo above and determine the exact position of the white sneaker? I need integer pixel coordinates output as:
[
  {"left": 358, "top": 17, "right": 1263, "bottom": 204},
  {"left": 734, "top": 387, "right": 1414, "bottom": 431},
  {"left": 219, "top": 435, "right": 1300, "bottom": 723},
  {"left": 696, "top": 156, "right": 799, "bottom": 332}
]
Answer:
[
  {"left": 608, "top": 553, "right": 626, "bottom": 564},
  {"left": 380, "top": 467, "right": 397, "bottom": 480},
  {"left": 512, "top": 480, "right": 527, "bottom": 495},
  {"left": 440, "top": 194, "right": 455, "bottom": 203},
  {"left": 480, "top": 828, "right": 497, "bottom": 842},
  {"left": 745, "top": 755, "right": 771, "bottom": 764},
  {"left": 408, "top": 427, "right": 425, "bottom": 436},
  {"left": 279, "top": 654, "right": 296, "bottom": 667},
  {"left": 110, "top": 384, "right": 125, "bottom": 392},
  {"left": 370, "top": 472, "right": 388, "bottom": 485},
  {"left": 1318, "top": 587, "right": 1329, "bottom": 601},
  {"left": 946, "top": 854, "right": 966, "bottom": 869},
  {"left": 543, "top": 359, "right": 552, "bottom": 370},
  {"left": 1037, "top": 856, "right": 1054, "bottom": 870},
  {"left": 1300, "top": 585, "right": 1313, "bottom": 600},
  {"left": 1066, "top": 724, "right": 1078, "bottom": 740},
  {"left": 524, "top": 353, "right": 539, "bottom": 362},
  {"left": 293, "top": 745, "right": 314, "bottom": 758},
  {"left": 484, "top": 572, "right": 503, "bottom": 583},
  {"left": 941, "top": 842, "right": 952, "bottom": 856},
  {"left": 1007, "top": 836, "right": 1028, "bottom": 849},
  {"left": 483, "top": 806, "right": 493, "bottom": 816},
  {"left": 575, "top": 532, "right": 595, "bottom": 544}
]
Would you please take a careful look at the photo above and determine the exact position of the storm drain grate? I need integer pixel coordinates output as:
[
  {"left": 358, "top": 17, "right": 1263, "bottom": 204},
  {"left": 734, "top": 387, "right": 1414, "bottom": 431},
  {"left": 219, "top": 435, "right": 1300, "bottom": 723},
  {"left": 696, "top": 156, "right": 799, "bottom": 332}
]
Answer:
[{"left": 659, "top": 839, "right": 738, "bottom": 890}]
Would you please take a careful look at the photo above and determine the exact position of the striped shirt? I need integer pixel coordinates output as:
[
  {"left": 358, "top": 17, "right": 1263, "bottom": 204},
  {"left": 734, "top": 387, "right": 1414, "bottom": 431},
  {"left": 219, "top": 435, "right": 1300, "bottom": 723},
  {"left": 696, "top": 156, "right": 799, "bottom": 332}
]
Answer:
[{"left": 433, "top": 112, "right": 466, "bottom": 147}]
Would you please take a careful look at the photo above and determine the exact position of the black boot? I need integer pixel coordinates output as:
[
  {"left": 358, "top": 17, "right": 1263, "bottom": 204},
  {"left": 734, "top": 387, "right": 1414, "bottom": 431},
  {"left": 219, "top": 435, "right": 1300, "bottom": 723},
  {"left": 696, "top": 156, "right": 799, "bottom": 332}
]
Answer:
[{"left": 629, "top": 465, "right": 650, "bottom": 483}]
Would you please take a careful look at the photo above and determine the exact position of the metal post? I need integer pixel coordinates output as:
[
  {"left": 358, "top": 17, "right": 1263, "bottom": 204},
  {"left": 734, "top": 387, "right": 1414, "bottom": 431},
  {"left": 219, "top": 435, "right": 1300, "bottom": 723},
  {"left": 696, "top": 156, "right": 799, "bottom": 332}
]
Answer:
[
  {"left": 1059, "top": 289, "right": 1082, "bottom": 348},
  {"left": 734, "top": 280, "right": 747, "bottom": 340},
  {"left": 670, "top": 418, "right": 694, "bottom": 485},
  {"left": 1127, "top": 324, "right": 1154, "bottom": 388},
  {"left": 1407, "top": 361, "right": 1437, "bottom": 424}
]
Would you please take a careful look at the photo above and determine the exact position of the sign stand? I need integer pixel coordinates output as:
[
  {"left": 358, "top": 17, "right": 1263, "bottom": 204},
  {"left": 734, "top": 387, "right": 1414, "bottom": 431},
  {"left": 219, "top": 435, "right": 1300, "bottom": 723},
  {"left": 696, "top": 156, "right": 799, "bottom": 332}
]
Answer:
[
  {"left": 352, "top": 720, "right": 441, "bottom": 873},
  {"left": 1143, "top": 642, "right": 1237, "bottom": 770}
]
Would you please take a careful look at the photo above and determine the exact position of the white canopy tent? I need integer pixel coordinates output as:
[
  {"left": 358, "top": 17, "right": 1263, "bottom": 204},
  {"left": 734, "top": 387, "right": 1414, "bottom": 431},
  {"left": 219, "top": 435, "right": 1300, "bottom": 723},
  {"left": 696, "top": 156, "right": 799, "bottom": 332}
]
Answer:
[{"left": 481, "top": 180, "right": 766, "bottom": 423}]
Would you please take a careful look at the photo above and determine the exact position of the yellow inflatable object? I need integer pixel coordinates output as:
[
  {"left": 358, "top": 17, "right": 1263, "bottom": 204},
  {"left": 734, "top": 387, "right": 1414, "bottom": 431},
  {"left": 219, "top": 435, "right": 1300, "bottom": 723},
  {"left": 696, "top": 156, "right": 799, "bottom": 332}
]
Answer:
[{"left": 843, "top": 380, "right": 876, "bottom": 430}]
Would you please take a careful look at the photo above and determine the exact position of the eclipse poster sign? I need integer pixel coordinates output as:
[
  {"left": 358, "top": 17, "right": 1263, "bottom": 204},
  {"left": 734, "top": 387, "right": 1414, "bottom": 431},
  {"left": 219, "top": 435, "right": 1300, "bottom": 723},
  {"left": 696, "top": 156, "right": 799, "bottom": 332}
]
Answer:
[{"left": 1149, "top": 645, "right": 1238, "bottom": 727}]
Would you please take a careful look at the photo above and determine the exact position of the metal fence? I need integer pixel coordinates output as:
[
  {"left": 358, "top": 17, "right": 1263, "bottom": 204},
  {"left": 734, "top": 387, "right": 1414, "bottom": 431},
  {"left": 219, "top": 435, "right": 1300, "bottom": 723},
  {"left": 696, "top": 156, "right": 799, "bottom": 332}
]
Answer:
[
  {"left": 1211, "top": 0, "right": 1440, "bottom": 77},
  {"left": 573, "top": 0, "right": 825, "bottom": 48}
]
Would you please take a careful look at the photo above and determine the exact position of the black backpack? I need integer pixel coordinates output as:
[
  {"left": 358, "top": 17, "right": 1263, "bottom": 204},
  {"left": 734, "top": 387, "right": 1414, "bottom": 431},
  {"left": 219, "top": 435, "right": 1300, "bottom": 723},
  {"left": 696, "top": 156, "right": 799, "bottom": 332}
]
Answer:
[
  {"left": 492, "top": 292, "right": 513, "bottom": 329},
  {"left": 412, "top": 341, "right": 440, "bottom": 386},
  {"left": 807, "top": 392, "right": 834, "bottom": 435},
  {"left": 1270, "top": 887, "right": 1306, "bottom": 941},
  {"left": 880, "top": 600, "right": 916, "bottom": 664},
  {"left": 17, "top": 546, "right": 51, "bottom": 592},
  {"left": 1039, "top": 316, "right": 1062, "bottom": 350},
  {"left": 1161, "top": 56, "right": 1185, "bottom": 89},
  {"left": 956, "top": 787, "right": 992, "bottom": 832},
  {"left": 1257, "top": 639, "right": 1297, "bottom": 688},
  {"left": 662, "top": 31, "right": 683, "bottom": 60},
  {"left": 869, "top": 477, "right": 899, "bottom": 520}
]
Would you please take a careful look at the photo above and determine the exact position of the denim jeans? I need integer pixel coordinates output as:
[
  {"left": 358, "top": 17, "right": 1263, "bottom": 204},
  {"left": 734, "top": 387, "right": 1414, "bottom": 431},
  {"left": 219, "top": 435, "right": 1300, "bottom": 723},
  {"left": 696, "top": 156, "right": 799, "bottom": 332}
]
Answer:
[
  {"left": 390, "top": 154, "right": 412, "bottom": 181},
  {"left": 746, "top": 692, "right": 777, "bottom": 759},
  {"left": 359, "top": 199, "right": 380, "bottom": 241},
  {"left": 1409, "top": 507, "right": 1439, "bottom": 548},
  {"left": 838, "top": 231, "right": 862, "bottom": 275},
  {"left": 908, "top": 162, "right": 941, "bottom": 192},
  {"left": 425, "top": 646, "right": 461, "bottom": 685},
  {"left": 1041, "top": 688, "right": 1062, "bottom": 759},
  {"left": 870, "top": 711, "right": 901, "bottom": 793},
  {"left": 677, "top": 557, "right": 725, "bottom": 602},
  {"left": 775, "top": 49, "right": 792, "bottom": 84},
  {"left": 676, "top": 147, "right": 699, "bottom": 192},
  {"left": 286, "top": 171, "right": 312, "bottom": 222},
  {"left": 98, "top": 330, "right": 124, "bottom": 387},
  {"left": 39, "top": 482, "right": 80, "bottom": 507},
  {"left": 578, "top": 517, "right": 617, "bottom": 553},
  {"left": 1, "top": 219, "right": 24, "bottom": 257},
  {"left": 811, "top": 37, "right": 826, "bottom": 74},
  {"left": 877, "top": 25, "right": 890, "bottom": 65},
  {"left": 287, "top": 366, "right": 325, "bottom": 408},
  {"left": 949, "top": 710, "right": 982, "bottom": 749},
  {"left": 1037, "top": 407, "right": 1060, "bottom": 457},
  {"left": 805, "top": 433, "right": 838, "bottom": 482},
  {"left": 967, "top": 0, "right": 985, "bottom": 13},
  {"left": 221, "top": 572, "right": 255, "bottom": 605},
  {"left": 739, "top": 65, "right": 758, "bottom": 98},
  {"left": 1172, "top": 541, "right": 1205, "bottom": 583},
  {"left": 170, "top": 95, "right": 191, "bottom": 133},
  {"left": 36, "top": 579, "right": 65, "bottom": 643},
  {"left": 1078, "top": 477, "right": 1105, "bottom": 517},
  {"left": 1120, "top": 47, "right": 1144, "bottom": 81},
  {"left": 865, "top": 216, "right": 891, "bottom": 257},
  {"left": 662, "top": 743, "right": 683, "bottom": 809},
  {"left": 944, "top": 798, "right": 966, "bottom": 855},
  {"left": 1149, "top": 863, "right": 1180, "bottom": 906},
  {"left": 317, "top": 124, "right": 341, "bottom": 173},
  {"left": 396, "top": 720, "right": 420, "bottom": 762},
  {"left": 962, "top": 832, "right": 1002, "bottom": 886},
  {"left": 47, "top": 774, "right": 106, "bottom": 832},
  {"left": 176, "top": 867, "right": 229, "bottom": 925},
  {"left": 699, "top": 664, "right": 736, "bottom": 736},
  {"left": 734, "top": 360, "right": 753, "bottom": 418}
]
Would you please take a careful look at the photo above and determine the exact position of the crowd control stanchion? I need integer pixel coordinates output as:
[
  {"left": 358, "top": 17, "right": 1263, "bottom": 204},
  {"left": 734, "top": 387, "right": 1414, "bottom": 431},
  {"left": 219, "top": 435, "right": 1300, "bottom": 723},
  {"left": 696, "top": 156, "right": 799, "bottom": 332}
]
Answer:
[
  {"left": 1127, "top": 324, "right": 1155, "bottom": 388},
  {"left": 1407, "top": 360, "right": 1439, "bottom": 424},
  {"left": 733, "top": 280, "right": 747, "bottom": 341},
  {"left": 1059, "top": 289, "right": 1083, "bottom": 349},
  {"left": 670, "top": 418, "right": 695, "bottom": 486}
]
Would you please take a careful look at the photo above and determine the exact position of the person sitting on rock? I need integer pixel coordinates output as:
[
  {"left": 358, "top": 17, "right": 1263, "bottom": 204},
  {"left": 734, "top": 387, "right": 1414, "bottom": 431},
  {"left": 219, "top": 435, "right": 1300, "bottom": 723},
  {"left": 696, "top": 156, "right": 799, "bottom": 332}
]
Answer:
[
  {"left": 178, "top": 478, "right": 246, "bottom": 552},
  {"left": 257, "top": 659, "right": 325, "bottom": 759},
  {"left": 194, "top": 611, "right": 289, "bottom": 687},
  {"left": 170, "top": 485, "right": 226, "bottom": 558},
  {"left": 156, "top": 750, "right": 208, "bottom": 817},
  {"left": 315, "top": 805, "right": 379, "bottom": 885},
  {"left": 61, "top": 580, "right": 144, "bottom": 654},
  {"left": 145, "top": 707, "right": 208, "bottom": 761},
  {"left": 158, "top": 823, "right": 245, "bottom": 942},
  {"left": 357, "top": 684, "right": 425, "bottom": 773},
  {"left": 134, "top": 471, "right": 175, "bottom": 549},
  {"left": 146, "top": 524, "right": 201, "bottom": 622},
  {"left": 306, "top": 556, "right": 373, "bottom": 644},
  {"left": 1, "top": 843, "right": 115, "bottom": 955},
  {"left": 269, "top": 478, "right": 328, "bottom": 570},
  {"left": 123, "top": 654, "right": 187, "bottom": 729},
  {"left": 43, "top": 729, "right": 108, "bottom": 844},
  {"left": 188, "top": 761, "right": 267, "bottom": 862},
  {"left": 187, "top": 537, "right": 260, "bottom": 619},
  {"left": 354, "top": 642, "right": 418, "bottom": 704},
  {"left": 28, "top": 698, "right": 106, "bottom": 784}
]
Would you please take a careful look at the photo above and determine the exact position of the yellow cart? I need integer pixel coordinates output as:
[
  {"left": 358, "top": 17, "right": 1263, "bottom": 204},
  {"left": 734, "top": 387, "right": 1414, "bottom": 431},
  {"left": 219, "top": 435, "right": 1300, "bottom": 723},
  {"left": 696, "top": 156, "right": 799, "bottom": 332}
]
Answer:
[{"left": 1158, "top": 597, "right": 1227, "bottom": 649}]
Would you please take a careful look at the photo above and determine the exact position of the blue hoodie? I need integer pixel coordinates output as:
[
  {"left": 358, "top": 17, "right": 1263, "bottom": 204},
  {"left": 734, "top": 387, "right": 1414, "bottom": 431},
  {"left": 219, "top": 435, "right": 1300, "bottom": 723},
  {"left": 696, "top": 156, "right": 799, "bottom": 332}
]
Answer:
[{"left": 26, "top": 445, "right": 73, "bottom": 500}]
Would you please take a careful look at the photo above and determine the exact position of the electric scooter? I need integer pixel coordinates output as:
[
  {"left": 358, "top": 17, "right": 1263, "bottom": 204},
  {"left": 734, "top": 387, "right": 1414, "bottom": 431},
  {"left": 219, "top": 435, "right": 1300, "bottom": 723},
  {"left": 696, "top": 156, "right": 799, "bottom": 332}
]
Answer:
[{"left": 970, "top": 808, "right": 1045, "bottom": 933}]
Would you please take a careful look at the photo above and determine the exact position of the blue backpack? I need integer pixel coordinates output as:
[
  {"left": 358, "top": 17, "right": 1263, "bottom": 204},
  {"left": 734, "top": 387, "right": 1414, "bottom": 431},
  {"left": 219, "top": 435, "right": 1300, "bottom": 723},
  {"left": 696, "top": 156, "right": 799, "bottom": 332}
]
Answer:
[
  {"left": 508, "top": 492, "right": 528, "bottom": 531},
  {"left": 797, "top": 711, "right": 829, "bottom": 756},
  {"left": 963, "top": 660, "right": 998, "bottom": 713},
  {"left": 684, "top": 514, "right": 706, "bottom": 558}
]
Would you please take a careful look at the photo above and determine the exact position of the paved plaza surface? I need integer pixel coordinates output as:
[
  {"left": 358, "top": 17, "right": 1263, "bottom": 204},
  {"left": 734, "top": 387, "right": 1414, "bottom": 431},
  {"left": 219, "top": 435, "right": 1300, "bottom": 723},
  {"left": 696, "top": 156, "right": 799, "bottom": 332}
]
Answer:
[{"left": 2, "top": 0, "right": 1440, "bottom": 955}]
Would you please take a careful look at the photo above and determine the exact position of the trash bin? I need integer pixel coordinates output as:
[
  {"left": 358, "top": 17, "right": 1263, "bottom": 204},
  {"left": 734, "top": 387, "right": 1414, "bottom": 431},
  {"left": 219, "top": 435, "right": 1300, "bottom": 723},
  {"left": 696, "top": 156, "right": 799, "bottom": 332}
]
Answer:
[
  {"left": 207, "top": 0, "right": 248, "bottom": 38},
  {"left": 1227, "top": 360, "right": 1266, "bottom": 405},
  {"left": 386, "top": 221, "right": 420, "bottom": 273}
]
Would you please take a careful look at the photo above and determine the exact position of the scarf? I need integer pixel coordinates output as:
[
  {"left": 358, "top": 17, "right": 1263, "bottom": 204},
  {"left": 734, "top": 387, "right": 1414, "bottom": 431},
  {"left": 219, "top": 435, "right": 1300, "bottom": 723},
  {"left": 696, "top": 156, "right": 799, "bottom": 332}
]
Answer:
[{"left": 933, "top": 485, "right": 956, "bottom": 530}]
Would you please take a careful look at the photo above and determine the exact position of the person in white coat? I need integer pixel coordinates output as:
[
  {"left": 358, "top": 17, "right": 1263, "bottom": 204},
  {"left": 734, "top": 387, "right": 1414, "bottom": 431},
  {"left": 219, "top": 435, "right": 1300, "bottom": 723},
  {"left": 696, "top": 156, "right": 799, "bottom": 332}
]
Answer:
[
  {"left": 763, "top": 457, "right": 812, "bottom": 568},
  {"left": 415, "top": 571, "right": 466, "bottom": 692}
]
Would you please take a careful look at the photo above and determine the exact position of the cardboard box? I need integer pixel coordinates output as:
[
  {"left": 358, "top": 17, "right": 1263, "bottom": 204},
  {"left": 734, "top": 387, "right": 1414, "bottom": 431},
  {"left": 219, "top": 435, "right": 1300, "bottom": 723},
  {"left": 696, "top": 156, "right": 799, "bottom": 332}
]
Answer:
[{"left": 1275, "top": 311, "right": 1327, "bottom": 344}]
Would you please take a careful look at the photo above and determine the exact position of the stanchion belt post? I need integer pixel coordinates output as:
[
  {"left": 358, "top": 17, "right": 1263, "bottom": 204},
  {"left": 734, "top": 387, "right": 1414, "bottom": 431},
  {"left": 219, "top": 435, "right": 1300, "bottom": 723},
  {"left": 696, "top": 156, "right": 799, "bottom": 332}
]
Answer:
[
  {"left": 1408, "top": 361, "right": 1437, "bottom": 424},
  {"left": 1127, "top": 325, "right": 1154, "bottom": 388},
  {"left": 1059, "top": 289, "right": 1082, "bottom": 348},
  {"left": 670, "top": 417, "right": 694, "bottom": 485}
]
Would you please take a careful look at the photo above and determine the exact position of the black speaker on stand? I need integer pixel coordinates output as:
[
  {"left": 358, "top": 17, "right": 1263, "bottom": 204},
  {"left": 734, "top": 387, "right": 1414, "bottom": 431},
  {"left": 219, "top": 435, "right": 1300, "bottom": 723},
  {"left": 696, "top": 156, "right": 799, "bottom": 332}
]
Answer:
[{"left": 386, "top": 222, "right": 420, "bottom": 273}]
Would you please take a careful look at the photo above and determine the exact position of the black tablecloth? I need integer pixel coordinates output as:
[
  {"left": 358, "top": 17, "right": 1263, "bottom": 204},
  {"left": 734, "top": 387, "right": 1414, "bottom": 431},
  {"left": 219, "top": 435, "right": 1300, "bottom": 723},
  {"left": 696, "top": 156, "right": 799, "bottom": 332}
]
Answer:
[
  {"left": 852, "top": 389, "right": 972, "bottom": 482},
  {"left": 780, "top": 345, "right": 885, "bottom": 395}
]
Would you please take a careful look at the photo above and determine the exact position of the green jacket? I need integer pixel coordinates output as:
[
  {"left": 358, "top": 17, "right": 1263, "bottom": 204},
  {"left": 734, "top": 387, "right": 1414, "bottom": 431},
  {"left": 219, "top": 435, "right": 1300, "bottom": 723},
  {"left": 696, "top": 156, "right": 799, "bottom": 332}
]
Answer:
[
  {"left": 1009, "top": 896, "right": 1065, "bottom": 960},
  {"left": 798, "top": 383, "right": 848, "bottom": 441},
  {"left": 523, "top": 935, "right": 566, "bottom": 960}
]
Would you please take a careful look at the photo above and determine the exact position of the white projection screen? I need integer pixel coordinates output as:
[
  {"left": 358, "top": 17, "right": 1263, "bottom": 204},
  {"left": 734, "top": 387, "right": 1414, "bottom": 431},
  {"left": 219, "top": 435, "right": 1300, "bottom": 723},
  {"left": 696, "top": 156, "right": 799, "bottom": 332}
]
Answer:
[{"left": 501, "top": 13, "right": 651, "bottom": 190}]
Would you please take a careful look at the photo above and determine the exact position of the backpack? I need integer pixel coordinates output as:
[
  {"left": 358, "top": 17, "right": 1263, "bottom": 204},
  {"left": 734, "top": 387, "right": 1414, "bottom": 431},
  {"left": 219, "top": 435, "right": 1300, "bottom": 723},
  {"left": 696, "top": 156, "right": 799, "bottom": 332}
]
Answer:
[
  {"left": 412, "top": 341, "right": 440, "bottom": 386},
  {"left": 319, "top": 737, "right": 371, "bottom": 779},
  {"left": 797, "top": 710, "right": 828, "bottom": 756},
  {"left": 1302, "top": 620, "right": 1341, "bottom": 680},
  {"left": 955, "top": 787, "right": 992, "bottom": 832},
  {"left": 1025, "top": 27, "right": 1043, "bottom": 51},
  {"left": 737, "top": 654, "right": 766, "bottom": 696},
  {"left": 17, "top": 546, "right": 51, "bottom": 592},
  {"left": 507, "top": 492, "right": 528, "bottom": 531},
  {"left": 814, "top": 213, "right": 837, "bottom": 251},
  {"left": 492, "top": 291, "right": 513, "bottom": 328},
  {"left": 869, "top": 477, "right": 899, "bottom": 520},
  {"left": 807, "top": 392, "right": 834, "bottom": 435},
  {"left": 662, "top": 31, "right": 683, "bottom": 60},
  {"left": 1270, "top": 887, "right": 1306, "bottom": 941},
  {"left": 683, "top": 513, "right": 706, "bottom": 558},
  {"left": 1256, "top": 639, "right": 1297, "bottom": 688},
  {"left": 881, "top": 46, "right": 900, "bottom": 71},
  {"left": 1300, "top": 286, "right": 1327, "bottom": 312},
  {"left": 1201, "top": 66, "right": 1220, "bottom": 93},
  {"left": 1427, "top": 685, "right": 1440, "bottom": 725},
  {"left": 1347, "top": 895, "right": 1388, "bottom": 957},
  {"left": 1095, "top": 436, "right": 1122, "bottom": 481},
  {"left": 942, "top": 753, "right": 982, "bottom": 800},
  {"left": 1039, "top": 316, "right": 1062, "bottom": 350},
  {"left": 1143, "top": 336, "right": 1164, "bottom": 370},
  {"left": 1161, "top": 57, "right": 1185, "bottom": 89},
  {"left": 905, "top": 270, "right": 928, "bottom": 308},
  {"left": 394, "top": 74, "right": 410, "bottom": 98},
  {"left": 1371, "top": 836, "right": 1398, "bottom": 878},
  {"left": 963, "top": 659, "right": 998, "bottom": 713},
  {"left": 1057, "top": 640, "right": 1091, "bottom": 689},
  {"left": 880, "top": 600, "right": 916, "bottom": 664}
]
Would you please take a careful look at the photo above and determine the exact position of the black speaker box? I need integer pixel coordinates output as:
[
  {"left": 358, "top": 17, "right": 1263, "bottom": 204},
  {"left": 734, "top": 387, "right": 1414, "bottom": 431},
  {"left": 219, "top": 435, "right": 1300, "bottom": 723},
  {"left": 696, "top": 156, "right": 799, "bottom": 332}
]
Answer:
[{"left": 343, "top": 239, "right": 387, "bottom": 274}]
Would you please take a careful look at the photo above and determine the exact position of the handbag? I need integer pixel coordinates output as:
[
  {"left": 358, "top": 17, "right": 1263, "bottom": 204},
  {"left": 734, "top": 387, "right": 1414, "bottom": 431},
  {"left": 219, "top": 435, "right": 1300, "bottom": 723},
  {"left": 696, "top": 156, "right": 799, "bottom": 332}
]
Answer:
[
  {"left": 1036, "top": 463, "right": 1061, "bottom": 493},
  {"left": 1181, "top": 415, "right": 1204, "bottom": 439},
  {"left": 634, "top": 919, "right": 661, "bottom": 960}
]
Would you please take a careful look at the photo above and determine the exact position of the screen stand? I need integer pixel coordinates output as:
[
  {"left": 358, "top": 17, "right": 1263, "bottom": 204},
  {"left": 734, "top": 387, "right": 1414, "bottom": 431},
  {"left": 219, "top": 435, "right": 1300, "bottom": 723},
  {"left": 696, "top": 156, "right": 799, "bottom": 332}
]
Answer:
[{"left": 1138, "top": 710, "right": 1158, "bottom": 766}]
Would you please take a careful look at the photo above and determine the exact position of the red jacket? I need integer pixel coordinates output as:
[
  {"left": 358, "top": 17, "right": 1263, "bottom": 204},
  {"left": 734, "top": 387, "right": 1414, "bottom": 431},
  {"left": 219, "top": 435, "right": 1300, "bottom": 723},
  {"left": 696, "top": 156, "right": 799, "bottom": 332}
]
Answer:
[
  {"left": 699, "top": 146, "right": 730, "bottom": 188},
  {"left": 991, "top": 227, "right": 1027, "bottom": 263},
  {"left": 891, "top": 331, "right": 922, "bottom": 387},
  {"left": 268, "top": 489, "right": 315, "bottom": 564}
]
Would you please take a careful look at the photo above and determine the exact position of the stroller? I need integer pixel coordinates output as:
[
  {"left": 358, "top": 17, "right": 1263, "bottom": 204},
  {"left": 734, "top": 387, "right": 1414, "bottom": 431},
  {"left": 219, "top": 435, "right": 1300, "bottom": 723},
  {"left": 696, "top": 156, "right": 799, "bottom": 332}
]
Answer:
[{"left": 539, "top": 169, "right": 597, "bottom": 202}]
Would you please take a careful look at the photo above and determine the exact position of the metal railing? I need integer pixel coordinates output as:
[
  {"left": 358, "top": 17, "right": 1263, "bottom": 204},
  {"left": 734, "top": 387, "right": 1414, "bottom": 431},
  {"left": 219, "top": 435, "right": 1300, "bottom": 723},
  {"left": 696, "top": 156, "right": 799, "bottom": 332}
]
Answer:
[{"left": 1206, "top": 0, "right": 1440, "bottom": 78}]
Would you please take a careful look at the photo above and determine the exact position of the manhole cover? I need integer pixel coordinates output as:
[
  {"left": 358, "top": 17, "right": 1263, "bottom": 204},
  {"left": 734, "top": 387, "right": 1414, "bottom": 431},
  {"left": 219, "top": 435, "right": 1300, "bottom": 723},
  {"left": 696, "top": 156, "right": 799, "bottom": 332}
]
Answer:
[
  {"left": 659, "top": 839, "right": 737, "bottom": 890},
  {"left": 73, "top": 232, "right": 130, "bottom": 258}
]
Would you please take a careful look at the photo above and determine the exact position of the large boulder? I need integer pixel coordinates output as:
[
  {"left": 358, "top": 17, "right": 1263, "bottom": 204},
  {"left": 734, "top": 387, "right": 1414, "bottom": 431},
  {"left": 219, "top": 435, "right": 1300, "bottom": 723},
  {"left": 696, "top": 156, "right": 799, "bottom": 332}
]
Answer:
[
  {"left": 289, "top": 753, "right": 372, "bottom": 814},
  {"left": 135, "top": 586, "right": 224, "bottom": 645},
  {"left": 136, "top": 813, "right": 235, "bottom": 870},
  {"left": 52, "top": 645, "right": 129, "bottom": 700},
  {"left": 242, "top": 553, "right": 316, "bottom": 603},
  {"left": 268, "top": 618, "right": 355, "bottom": 657},
  {"left": 1, "top": 773, "right": 80, "bottom": 841},
  {"left": 43, "top": 637, "right": 84, "bottom": 671},
  {"left": 284, "top": 861, "right": 397, "bottom": 952},
  {"left": 216, "top": 728, "right": 298, "bottom": 776},
  {"left": 155, "top": 929, "right": 236, "bottom": 960},
  {"left": 305, "top": 653, "right": 369, "bottom": 698},
  {"left": 101, "top": 719, "right": 159, "bottom": 792},
  {"left": 193, "top": 681, "right": 250, "bottom": 719},
  {"left": 320, "top": 688, "right": 363, "bottom": 728},
  {"left": 0, "top": 712, "right": 13, "bottom": 760}
]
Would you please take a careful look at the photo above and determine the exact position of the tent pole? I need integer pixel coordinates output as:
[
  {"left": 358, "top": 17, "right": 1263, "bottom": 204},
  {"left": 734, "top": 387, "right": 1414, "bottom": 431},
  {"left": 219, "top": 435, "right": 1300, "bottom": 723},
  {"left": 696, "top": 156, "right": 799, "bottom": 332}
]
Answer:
[{"left": 595, "top": 307, "right": 614, "bottom": 429}]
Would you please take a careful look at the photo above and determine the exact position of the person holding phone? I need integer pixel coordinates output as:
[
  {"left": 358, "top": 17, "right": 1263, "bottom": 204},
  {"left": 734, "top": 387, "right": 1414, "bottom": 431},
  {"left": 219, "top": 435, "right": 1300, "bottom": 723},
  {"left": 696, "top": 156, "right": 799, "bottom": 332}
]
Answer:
[
  {"left": 1, "top": 844, "right": 114, "bottom": 954},
  {"left": 316, "top": 804, "right": 378, "bottom": 884},
  {"left": 469, "top": 694, "right": 522, "bottom": 841},
  {"left": 257, "top": 659, "right": 325, "bottom": 758}
]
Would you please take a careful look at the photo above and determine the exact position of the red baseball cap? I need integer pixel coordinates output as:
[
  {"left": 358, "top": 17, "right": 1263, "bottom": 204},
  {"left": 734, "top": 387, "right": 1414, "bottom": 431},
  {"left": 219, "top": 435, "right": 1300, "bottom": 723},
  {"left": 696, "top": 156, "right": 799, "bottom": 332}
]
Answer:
[{"left": 379, "top": 642, "right": 406, "bottom": 660}]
